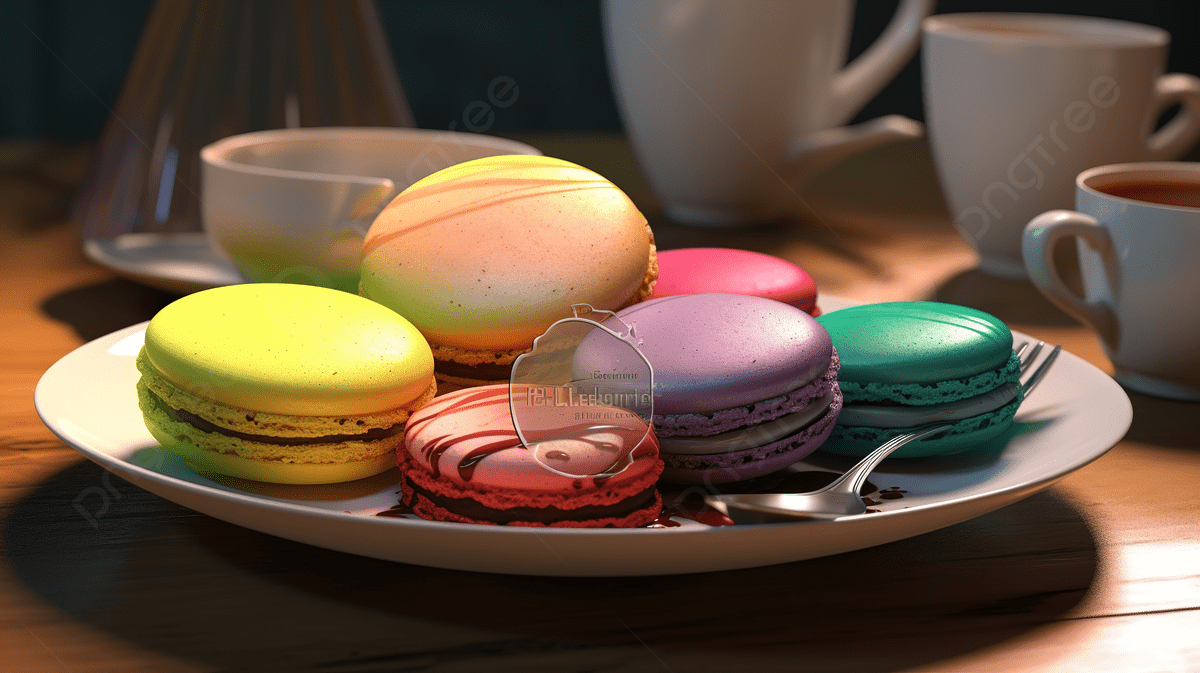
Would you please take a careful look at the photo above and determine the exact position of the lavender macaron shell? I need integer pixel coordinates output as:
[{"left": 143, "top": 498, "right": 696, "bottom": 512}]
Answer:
[
  {"left": 662, "top": 383, "right": 843, "bottom": 484},
  {"left": 607, "top": 294, "right": 833, "bottom": 415},
  {"left": 655, "top": 353, "right": 839, "bottom": 437}
]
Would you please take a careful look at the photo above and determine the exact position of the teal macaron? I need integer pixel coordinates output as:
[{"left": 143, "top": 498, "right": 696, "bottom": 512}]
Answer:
[{"left": 816, "top": 301, "right": 1022, "bottom": 457}]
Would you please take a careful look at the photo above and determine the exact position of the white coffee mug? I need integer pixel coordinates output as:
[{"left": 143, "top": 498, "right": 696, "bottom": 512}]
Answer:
[
  {"left": 1024, "top": 162, "right": 1200, "bottom": 401},
  {"left": 201, "top": 127, "right": 540, "bottom": 293},
  {"left": 604, "top": 0, "right": 932, "bottom": 226},
  {"left": 924, "top": 13, "right": 1200, "bottom": 279}
]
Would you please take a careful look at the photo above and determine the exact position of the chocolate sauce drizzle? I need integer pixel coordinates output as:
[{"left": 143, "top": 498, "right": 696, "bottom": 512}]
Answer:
[
  {"left": 375, "top": 502, "right": 417, "bottom": 518},
  {"left": 455, "top": 434, "right": 523, "bottom": 481},
  {"left": 407, "top": 386, "right": 653, "bottom": 483}
]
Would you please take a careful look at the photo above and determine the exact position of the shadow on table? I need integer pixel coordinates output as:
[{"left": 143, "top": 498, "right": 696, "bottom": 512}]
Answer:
[
  {"left": 1121, "top": 388, "right": 1200, "bottom": 450},
  {"left": 41, "top": 278, "right": 178, "bottom": 341},
  {"left": 5, "top": 459, "right": 1100, "bottom": 673},
  {"left": 933, "top": 233, "right": 1094, "bottom": 329},
  {"left": 933, "top": 268, "right": 1080, "bottom": 328}
]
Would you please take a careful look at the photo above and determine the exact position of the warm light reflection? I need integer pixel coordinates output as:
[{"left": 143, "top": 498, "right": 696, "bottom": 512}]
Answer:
[
  {"left": 1108, "top": 537, "right": 1200, "bottom": 611},
  {"left": 1075, "top": 613, "right": 1196, "bottom": 671}
]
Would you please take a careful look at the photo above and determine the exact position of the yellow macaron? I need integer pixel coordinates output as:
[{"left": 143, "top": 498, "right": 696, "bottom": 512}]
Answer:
[{"left": 135, "top": 283, "right": 435, "bottom": 484}]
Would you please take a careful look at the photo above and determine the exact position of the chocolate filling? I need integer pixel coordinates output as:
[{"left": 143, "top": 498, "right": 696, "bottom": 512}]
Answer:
[
  {"left": 150, "top": 388, "right": 402, "bottom": 445},
  {"left": 434, "top": 357, "right": 514, "bottom": 381},
  {"left": 403, "top": 476, "right": 659, "bottom": 525}
]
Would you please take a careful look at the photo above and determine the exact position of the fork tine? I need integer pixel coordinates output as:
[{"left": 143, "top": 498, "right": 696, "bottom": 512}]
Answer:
[
  {"left": 1019, "top": 341, "right": 1044, "bottom": 369},
  {"left": 1021, "top": 345, "right": 1062, "bottom": 396},
  {"left": 1014, "top": 340, "right": 1030, "bottom": 361}
]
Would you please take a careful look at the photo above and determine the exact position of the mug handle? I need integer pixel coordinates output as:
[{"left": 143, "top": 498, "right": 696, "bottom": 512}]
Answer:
[
  {"left": 1145, "top": 73, "right": 1200, "bottom": 160},
  {"left": 785, "top": 114, "right": 923, "bottom": 181},
  {"left": 1023, "top": 210, "right": 1119, "bottom": 345},
  {"left": 827, "top": 0, "right": 934, "bottom": 125}
]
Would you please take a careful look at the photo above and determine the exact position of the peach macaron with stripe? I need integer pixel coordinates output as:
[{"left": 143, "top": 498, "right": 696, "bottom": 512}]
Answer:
[{"left": 359, "top": 155, "right": 657, "bottom": 386}]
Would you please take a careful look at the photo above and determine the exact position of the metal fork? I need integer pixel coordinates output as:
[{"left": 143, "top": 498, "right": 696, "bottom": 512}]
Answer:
[{"left": 705, "top": 341, "right": 1062, "bottom": 524}]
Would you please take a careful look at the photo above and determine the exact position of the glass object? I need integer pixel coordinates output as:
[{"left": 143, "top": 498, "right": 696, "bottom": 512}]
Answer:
[
  {"left": 75, "top": 0, "right": 414, "bottom": 294},
  {"left": 510, "top": 304, "right": 655, "bottom": 478}
]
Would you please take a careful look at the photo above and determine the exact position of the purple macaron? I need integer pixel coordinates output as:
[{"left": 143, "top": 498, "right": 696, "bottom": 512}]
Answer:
[{"left": 607, "top": 294, "right": 841, "bottom": 484}]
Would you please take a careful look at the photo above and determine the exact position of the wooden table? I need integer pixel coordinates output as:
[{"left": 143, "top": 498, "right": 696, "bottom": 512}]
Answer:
[{"left": 2, "top": 134, "right": 1198, "bottom": 672}]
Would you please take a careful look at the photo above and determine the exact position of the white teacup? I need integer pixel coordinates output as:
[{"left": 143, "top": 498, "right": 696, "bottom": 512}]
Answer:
[
  {"left": 1024, "top": 162, "right": 1200, "bottom": 401},
  {"left": 924, "top": 13, "right": 1200, "bottom": 279},
  {"left": 604, "top": 0, "right": 933, "bottom": 226},
  {"left": 201, "top": 127, "right": 541, "bottom": 292}
]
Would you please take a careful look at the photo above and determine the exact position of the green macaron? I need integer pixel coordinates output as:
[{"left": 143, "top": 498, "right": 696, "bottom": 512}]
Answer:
[{"left": 817, "top": 301, "right": 1022, "bottom": 457}]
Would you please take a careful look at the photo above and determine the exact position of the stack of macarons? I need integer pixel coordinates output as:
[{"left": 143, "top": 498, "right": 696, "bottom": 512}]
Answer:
[
  {"left": 135, "top": 283, "right": 436, "bottom": 484},
  {"left": 586, "top": 293, "right": 841, "bottom": 484},
  {"left": 817, "top": 301, "right": 1023, "bottom": 458},
  {"left": 359, "top": 154, "right": 658, "bottom": 387},
  {"left": 132, "top": 146, "right": 1035, "bottom": 531}
]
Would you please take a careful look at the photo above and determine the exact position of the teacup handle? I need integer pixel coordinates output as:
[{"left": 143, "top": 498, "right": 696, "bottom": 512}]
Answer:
[
  {"left": 1146, "top": 73, "right": 1200, "bottom": 160},
  {"left": 827, "top": 0, "right": 934, "bottom": 125},
  {"left": 1023, "top": 210, "right": 1119, "bottom": 345}
]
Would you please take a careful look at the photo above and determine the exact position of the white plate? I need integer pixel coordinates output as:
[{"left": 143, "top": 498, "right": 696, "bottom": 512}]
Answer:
[
  {"left": 34, "top": 298, "right": 1132, "bottom": 576},
  {"left": 84, "top": 233, "right": 245, "bottom": 294}
]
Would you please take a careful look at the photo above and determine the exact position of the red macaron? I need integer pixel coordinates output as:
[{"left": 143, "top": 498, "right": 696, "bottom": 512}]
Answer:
[{"left": 399, "top": 385, "right": 663, "bottom": 527}]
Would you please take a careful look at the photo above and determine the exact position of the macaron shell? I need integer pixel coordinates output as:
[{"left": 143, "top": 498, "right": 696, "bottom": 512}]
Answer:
[
  {"left": 137, "top": 381, "right": 402, "bottom": 484},
  {"left": 652, "top": 248, "right": 818, "bottom": 314},
  {"left": 661, "top": 384, "right": 841, "bottom": 484},
  {"left": 610, "top": 294, "right": 832, "bottom": 415},
  {"left": 821, "top": 395, "right": 1022, "bottom": 458},
  {"left": 136, "top": 355, "right": 435, "bottom": 483},
  {"left": 142, "top": 417, "right": 398, "bottom": 484},
  {"left": 839, "top": 381, "right": 1020, "bottom": 428},
  {"left": 142, "top": 283, "right": 434, "bottom": 416},
  {"left": 817, "top": 301, "right": 1013, "bottom": 385},
  {"left": 360, "top": 155, "right": 653, "bottom": 351},
  {"left": 838, "top": 352, "right": 1022, "bottom": 406},
  {"left": 400, "top": 453, "right": 663, "bottom": 528},
  {"left": 136, "top": 349, "right": 427, "bottom": 437},
  {"left": 660, "top": 390, "right": 836, "bottom": 455},
  {"left": 654, "top": 353, "right": 839, "bottom": 436}
]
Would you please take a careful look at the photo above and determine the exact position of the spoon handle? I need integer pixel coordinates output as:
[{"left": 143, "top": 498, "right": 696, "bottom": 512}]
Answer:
[{"left": 823, "top": 423, "right": 952, "bottom": 500}]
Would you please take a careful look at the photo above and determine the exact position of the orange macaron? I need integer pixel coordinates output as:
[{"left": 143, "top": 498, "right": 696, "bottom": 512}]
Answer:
[{"left": 359, "top": 155, "right": 658, "bottom": 386}]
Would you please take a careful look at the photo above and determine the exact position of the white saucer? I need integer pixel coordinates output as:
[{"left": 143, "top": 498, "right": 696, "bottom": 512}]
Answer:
[{"left": 84, "top": 233, "right": 244, "bottom": 294}]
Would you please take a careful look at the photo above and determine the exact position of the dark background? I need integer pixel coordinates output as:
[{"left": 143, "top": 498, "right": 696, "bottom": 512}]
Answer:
[{"left": 3, "top": 0, "right": 1199, "bottom": 141}]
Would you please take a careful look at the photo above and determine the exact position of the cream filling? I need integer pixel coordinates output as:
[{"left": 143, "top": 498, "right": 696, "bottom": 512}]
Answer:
[
  {"left": 658, "top": 391, "right": 834, "bottom": 456},
  {"left": 838, "top": 383, "right": 1020, "bottom": 429}
]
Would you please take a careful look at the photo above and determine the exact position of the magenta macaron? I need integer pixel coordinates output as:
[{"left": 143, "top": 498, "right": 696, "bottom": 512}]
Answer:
[
  {"left": 597, "top": 293, "right": 841, "bottom": 484},
  {"left": 651, "top": 247, "right": 821, "bottom": 315}
]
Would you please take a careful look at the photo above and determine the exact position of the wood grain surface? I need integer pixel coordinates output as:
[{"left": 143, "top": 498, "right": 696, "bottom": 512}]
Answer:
[{"left": 2, "top": 135, "right": 1197, "bottom": 673}]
